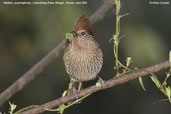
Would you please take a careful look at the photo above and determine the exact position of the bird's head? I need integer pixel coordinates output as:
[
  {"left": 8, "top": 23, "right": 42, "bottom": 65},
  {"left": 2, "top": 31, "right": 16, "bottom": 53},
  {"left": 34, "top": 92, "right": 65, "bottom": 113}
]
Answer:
[{"left": 66, "top": 15, "right": 96, "bottom": 49}]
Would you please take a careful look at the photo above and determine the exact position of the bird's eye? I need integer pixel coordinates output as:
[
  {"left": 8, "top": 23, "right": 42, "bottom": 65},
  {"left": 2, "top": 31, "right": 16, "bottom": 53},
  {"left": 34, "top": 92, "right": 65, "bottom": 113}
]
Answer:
[{"left": 81, "top": 32, "right": 86, "bottom": 35}]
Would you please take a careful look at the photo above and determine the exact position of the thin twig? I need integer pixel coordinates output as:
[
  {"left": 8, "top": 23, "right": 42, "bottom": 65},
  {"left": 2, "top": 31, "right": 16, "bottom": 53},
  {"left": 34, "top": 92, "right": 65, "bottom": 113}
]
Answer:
[
  {"left": 19, "top": 60, "right": 170, "bottom": 114},
  {"left": 0, "top": 0, "right": 115, "bottom": 106}
]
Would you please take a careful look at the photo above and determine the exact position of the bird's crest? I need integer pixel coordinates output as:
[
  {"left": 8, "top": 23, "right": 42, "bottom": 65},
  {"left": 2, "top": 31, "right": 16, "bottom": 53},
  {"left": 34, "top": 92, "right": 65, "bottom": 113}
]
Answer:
[{"left": 73, "top": 15, "right": 93, "bottom": 35}]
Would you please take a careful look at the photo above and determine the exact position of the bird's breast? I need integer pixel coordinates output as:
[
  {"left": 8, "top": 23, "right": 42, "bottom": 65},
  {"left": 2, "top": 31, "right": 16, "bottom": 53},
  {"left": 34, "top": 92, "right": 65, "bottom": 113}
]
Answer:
[{"left": 63, "top": 45, "right": 103, "bottom": 82}]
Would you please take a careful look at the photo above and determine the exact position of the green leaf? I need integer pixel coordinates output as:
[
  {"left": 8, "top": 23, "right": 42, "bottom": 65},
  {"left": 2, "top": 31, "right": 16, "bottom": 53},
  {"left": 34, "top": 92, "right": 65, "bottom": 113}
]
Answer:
[
  {"left": 62, "top": 90, "right": 68, "bottom": 97},
  {"left": 109, "top": 37, "right": 113, "bottom": 43},
  {"left": 165, "top": 86, "right": 171, "bottom": 99},
  {"left": 113, "top": 35, "right": 116, "bottom": 41},
  {"left": 96, "top": 82, "right": 102, "bottom": 87},
  {"left": 169, "top": 51, "right": 171, "bottom": 64},
  {"left": 150, "top": 75, "right": 161, "bottom": 88},
  {"left": 59, "top": 104, "right": 66, "bottom": 114},
  {"left": 153, "top": 99, "right": 169, "bottom": 105},
  {"left": 66, "top": 33, "right": 74, "bottom": 42},
  {"left": 139, "top": 77, "right": 146, "bottom": 91},
  {"left": 9, "top": 102, "right": 17, "bottom": 114},
  {"left": 126, "top": 57, "right": 132, "bottom": 67}
]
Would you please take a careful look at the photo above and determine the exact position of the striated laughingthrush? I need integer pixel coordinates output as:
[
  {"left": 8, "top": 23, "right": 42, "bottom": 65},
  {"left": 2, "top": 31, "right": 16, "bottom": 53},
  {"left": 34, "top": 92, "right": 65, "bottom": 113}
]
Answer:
[{"left": 63, "top": 15, "right": 103, "bottom": 92}]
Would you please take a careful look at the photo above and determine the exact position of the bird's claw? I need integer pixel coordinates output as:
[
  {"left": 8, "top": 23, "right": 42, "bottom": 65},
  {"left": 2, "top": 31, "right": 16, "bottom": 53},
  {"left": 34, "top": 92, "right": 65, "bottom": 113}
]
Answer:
[{"left": 96, "top": 76, "right": 105, "bottom": 87}]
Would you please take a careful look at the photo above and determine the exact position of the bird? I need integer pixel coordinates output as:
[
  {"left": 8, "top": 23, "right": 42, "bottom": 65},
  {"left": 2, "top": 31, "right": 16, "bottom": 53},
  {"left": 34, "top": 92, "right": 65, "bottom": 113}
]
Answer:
[{"left": 63, "top": 15, "right": 103, "bottom": 95}]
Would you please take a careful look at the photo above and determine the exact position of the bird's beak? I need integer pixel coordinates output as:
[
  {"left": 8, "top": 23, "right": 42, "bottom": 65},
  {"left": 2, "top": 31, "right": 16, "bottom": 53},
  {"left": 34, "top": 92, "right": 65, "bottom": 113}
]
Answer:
[
  {"left": 69, "top": 31, "right": 78, "bottom": 37},
  {"left": 66, "top": 31, "right": 78, "bottom": 42}
]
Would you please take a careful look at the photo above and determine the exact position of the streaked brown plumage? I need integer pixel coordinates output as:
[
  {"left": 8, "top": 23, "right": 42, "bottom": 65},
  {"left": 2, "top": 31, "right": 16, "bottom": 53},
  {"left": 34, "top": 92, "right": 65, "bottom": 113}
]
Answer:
[{"left": 63, "top": 15, "right": 103, "bottom": 92}]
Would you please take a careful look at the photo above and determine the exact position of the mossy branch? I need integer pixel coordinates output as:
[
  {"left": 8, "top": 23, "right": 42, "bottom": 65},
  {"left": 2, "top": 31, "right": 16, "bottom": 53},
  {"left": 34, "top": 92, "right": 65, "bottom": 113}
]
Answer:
[{"left": 17, "top": 60, "right": 170, "bottom": 114}]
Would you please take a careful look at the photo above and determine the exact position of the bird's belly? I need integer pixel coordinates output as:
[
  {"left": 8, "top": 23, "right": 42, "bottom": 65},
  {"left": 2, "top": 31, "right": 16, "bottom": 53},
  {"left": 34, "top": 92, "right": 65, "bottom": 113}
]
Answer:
[{"left": 64, "top": 51, "right": 103, "bottom": 82}]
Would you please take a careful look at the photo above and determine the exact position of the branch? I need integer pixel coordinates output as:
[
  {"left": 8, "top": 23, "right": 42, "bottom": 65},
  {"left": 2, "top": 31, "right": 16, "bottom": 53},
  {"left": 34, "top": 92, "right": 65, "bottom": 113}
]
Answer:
[
  {"left": 19, "top": 60, "right": 170, "bottom": 114},
  {"left": 0, "top": 0, "right": 115, "bottom": 106}
]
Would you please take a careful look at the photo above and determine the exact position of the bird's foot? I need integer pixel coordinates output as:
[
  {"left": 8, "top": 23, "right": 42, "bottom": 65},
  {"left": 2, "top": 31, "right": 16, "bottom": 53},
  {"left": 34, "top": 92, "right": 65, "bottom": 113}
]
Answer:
[
  {"left": 67, "top": 87, "right": 83, "bottom": 104},
  {"left": 72, "top": 87, "right": 79, "bottom": 100},
  {"left": 96, "top": 76, "right": 105, "bottom": 87}
]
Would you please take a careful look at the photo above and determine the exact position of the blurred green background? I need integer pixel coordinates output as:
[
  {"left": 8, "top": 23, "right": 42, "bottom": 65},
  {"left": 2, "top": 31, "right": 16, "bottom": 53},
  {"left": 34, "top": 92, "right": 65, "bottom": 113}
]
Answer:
[{"left": 0, "top": 0, "right": 171, "bottom": 113}]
